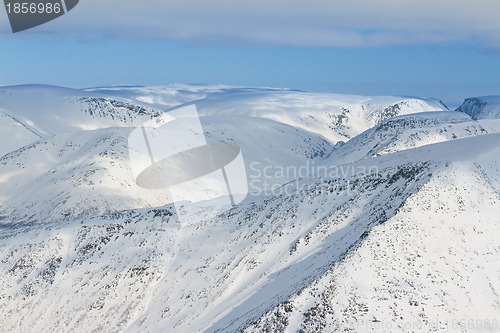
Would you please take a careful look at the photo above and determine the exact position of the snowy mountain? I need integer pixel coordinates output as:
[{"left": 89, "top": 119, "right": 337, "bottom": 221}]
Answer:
[
  {"left": 326, "top": 111, "right": 492, "bottom": 164},
  {"left": 191, "top": 88, "right": 448, "bottom": 143},
  {"left": 0, "top": 111, "right": 41, "bottom": 157},
  {"left": 0, "top": 85, "right": 163, "bottom": 137},
  {"left": 0, "top": 85, "right": 446, "bottom": 225},
  {"left": 456, "top": 96, "right": 500, "bottom": 120},
  {"left": 0, "top": 86, "right": 499, "bottom": 333}
]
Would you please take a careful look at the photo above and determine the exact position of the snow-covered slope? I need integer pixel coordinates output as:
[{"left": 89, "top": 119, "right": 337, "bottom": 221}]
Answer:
[
  {"left": 0, "top": 85, "right": 445, "bottom": 225},
  {"left": 456, "top": 96, "right": 500, "bottom": 120},
  {"left": 191, "top": 89, "right": 448, "bottom": 143},
  {"left": 246, "top": 136, "right": 500, "bottom": 333},
  {"left": 0, "top": 84, "right": 498, "bottom": 333},
  {"left": 82, "top": 86, "right": 448, "bottom": 144},
  {"left": 326, "top": 111, "right": 490, "bottom": 164},
  {"left": 0, "top": 116, "right": 333, "bottom": 225},
  {"left": 0, "top": 84, "right": 447, "bottom": 146},
  {"left": 0, "top": 128, "right": 171, "bottom": 225},
  {"left": 0, "top": 85, "right": 162, "bottom": 137},
  {"left": 0, "top": 110, "right": 41, "bottom": 157},
  {"left": 83, "top": 84, "right": 235, "bottom": 110},
  {"left": 1, "top": 133, "right": 499, "bottom": 333}
]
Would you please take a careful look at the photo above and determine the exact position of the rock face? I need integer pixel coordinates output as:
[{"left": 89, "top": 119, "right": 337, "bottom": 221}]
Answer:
[
  {"left": 456, "top": 96, "right": 500, "bottom": 120},
  {"left": 0, "top": 85, "right": 499, "bottom": 333}
]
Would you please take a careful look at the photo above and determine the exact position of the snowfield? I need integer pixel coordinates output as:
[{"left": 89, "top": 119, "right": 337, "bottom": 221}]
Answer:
[{"left": 0, "top": 85, "right": 499, "bottom": 333}]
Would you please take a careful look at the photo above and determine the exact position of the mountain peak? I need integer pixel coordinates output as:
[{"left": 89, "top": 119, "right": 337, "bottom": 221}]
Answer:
[{"left": 455, "top": 95, "right": 500, "bottom": 120}]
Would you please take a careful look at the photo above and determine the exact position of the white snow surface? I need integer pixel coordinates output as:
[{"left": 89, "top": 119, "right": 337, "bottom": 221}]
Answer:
[
  {"left": 0, "top": 110, "right": 41, "bottom": 157},
  {"left": 0, "top": 85, "right": 499, "bottom": 333},
  {"left": 0, "top": 85, "right": 446, "bottom": 225}
]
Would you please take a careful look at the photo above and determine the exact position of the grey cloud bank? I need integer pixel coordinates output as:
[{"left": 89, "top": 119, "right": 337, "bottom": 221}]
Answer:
[{"left": 1, "top": 0, "right": 499, "bottom": 48}]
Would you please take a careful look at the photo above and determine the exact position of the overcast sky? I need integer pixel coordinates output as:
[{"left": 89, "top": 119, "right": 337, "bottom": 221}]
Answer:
[{"left": 1, "top": 0, "right": 499, "bottom": 106}]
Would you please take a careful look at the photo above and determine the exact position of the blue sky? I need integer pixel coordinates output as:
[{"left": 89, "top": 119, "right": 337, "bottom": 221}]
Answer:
[{"left": 1, "top": 0, "right": 499, "bottom": 108}]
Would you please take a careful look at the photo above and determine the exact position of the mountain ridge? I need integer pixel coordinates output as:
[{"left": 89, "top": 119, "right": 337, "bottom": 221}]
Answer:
[{"left": 0, "top": 85, "right": 499, "bottom": 333}]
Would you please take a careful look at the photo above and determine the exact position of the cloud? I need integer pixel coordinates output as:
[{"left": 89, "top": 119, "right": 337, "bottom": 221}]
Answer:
[{"left": 2, "top": 0, "right": 500, "bottom": 49}]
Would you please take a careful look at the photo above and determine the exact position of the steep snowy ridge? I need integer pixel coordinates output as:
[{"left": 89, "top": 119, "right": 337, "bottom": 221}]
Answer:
[
  {"left": 326, "top": 111, "right": 491, "bottom": 164},
  {"left": 246, "top": 137, "right": 500, "bottom": 333},
  {"left": 1, "top": 134, "right": 499, "bottom": 333},
  {"left": 0, "top": 85, "right": 445, "bottom": 225},
  {"left": 456, "top": 96, "right": 500, "bottom": 120},
  {"left": 0, "top": 85, "right": 447, "bottom": 143},
  {"left": 192, "top": 89, "right": 448, "bottom": 143},
  {"left": 0, "top": 85, "right": 164, "bottom": 137},
  {"left": 0, "top": 85, "right": 499, "bottom": 333},
  {"left": 0, "top": 116, "right": 334, "bottom": 226},
  {"left": 72, "top": 97, "right": 162, "bottom": 124},
  {"left": 366, "top": 99, "right": 448, "bottom": 125},
  {"left": 0, "top": 110, "right": 41, "bottom": 157},
  {"left": 0, "top": 128, "right": 172, "bottom": 225}
]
